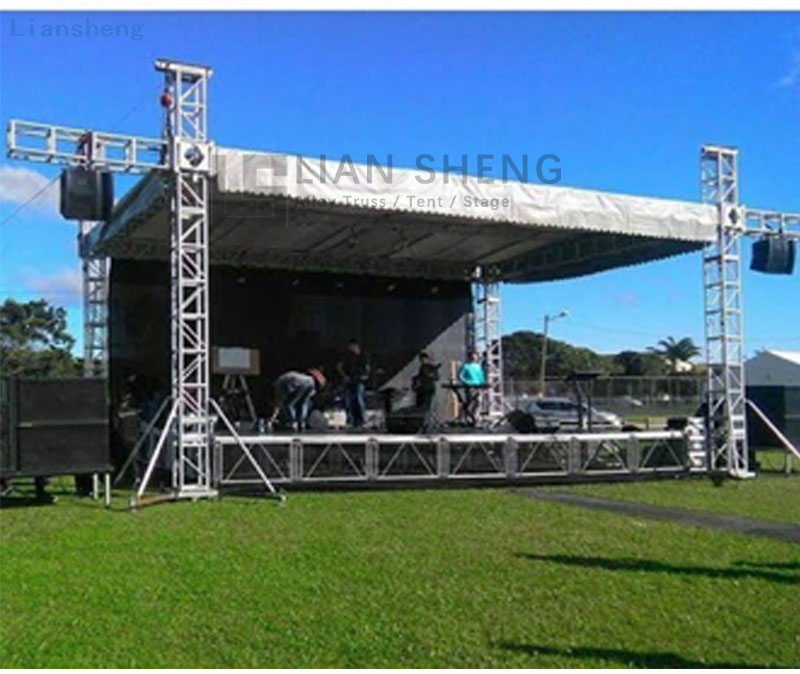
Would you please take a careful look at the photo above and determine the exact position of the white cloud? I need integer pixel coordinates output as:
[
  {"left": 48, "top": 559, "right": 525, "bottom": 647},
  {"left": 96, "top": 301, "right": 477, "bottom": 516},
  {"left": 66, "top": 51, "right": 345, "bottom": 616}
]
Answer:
[
  {"left": 0, "top": 166, "right": 60, "bottom": 215},
  {"left": 20, "top": 266, "right": 82, "bottom": 300},
  {"left": 777, "top": 52, "right": 800, "bottom": 89}
]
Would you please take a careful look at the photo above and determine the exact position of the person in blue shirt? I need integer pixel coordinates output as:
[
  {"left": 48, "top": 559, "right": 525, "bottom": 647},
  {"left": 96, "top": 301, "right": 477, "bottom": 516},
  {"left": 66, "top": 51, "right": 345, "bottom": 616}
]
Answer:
[
  {"left": 458, "top": 351, "right": 485, "bottom": 386},
  {"left": 457, "top": 351, "right": 485, "bottom": 423}
]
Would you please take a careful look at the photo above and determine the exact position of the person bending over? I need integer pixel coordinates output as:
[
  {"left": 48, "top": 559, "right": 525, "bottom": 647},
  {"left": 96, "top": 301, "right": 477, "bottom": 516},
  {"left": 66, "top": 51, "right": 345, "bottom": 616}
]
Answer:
[{"left": 269, "top": 367, "right": 326, "bottom": 431}]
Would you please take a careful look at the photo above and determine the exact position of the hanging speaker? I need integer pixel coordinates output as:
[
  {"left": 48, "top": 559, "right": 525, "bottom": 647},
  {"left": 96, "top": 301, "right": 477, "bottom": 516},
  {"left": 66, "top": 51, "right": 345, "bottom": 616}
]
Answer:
[
  {"left": 750, "top": 237, "right": 795, "bottom": 275},
  {"left": 59, "top": 168, "right": 114, "bottom": 221}
]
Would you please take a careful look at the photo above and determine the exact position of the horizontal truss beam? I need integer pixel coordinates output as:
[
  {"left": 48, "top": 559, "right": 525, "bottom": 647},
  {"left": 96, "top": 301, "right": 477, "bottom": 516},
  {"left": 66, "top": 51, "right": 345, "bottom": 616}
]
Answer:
[{"left": 6, "top": 119, "right": 167, "bottom": 174}]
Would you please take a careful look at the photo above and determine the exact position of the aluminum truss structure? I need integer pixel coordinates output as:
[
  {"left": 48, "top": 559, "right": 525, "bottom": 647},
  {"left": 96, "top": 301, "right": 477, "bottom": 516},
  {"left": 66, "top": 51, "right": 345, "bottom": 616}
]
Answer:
[
  {"left": 141, "top": 60, "right": 217, "bottom": 500},
  {"left": 6, "top": 60, "right": 279, "bottom": 506},
  {"left": 6, "top": 119, "right": 167, "bottom": 173},
  {"left": 472, "top": 268, "right": 505, "bottom": 420},
  {"left": 215, "top": 429, "right": 700, "bottom": 487},
  {"left": 701, "top": 145, "right": 749, "bottom": 476},
  {"left": 7, "top": 122, "right": 167, "bottom": 377},
  {"left": 81, "top": 252, "right": 109, "bottom": 377},
  {"left": 700, "top": 145, "right": 800, "bottom": 477}
]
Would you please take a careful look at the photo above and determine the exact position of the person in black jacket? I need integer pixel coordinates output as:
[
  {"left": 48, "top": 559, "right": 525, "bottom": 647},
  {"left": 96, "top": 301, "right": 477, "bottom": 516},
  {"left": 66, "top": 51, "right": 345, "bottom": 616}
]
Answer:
[
  {"left": 412, "top": 352, "right": 440, "bottom": 412},
  {"left": 337, "top": 339, "right": 370, "bottom": 428}
]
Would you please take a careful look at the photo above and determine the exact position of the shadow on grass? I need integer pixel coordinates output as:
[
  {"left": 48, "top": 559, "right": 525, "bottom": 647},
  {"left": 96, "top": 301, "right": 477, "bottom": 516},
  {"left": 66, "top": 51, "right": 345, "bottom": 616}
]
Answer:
[
  {"left": 495, "top": 642, "right": 769, "bottom": 668},
  {"left": 732, "top": 560, "right": 800, "bottom": 571},
  {"left": 517, "top": 553, "right": 800, "bottom": 585},
  {"left": 0, "top": 496, "right": 56, "bottom": 509}
]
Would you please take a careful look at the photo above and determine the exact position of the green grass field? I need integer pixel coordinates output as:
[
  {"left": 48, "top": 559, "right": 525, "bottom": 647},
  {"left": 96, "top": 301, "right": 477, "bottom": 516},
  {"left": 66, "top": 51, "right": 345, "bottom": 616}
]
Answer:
[
  {"left": 565, "top": 451, "right": 799, "bottom": 524},
  {"left": 1, "top": 476, "right": 799, "bottom": 668}
]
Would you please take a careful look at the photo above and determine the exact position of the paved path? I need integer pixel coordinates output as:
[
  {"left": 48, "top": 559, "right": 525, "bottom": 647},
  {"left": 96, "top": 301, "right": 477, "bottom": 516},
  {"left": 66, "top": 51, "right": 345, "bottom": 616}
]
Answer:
[{"left": 515, "top": 489, "right": 800, "bottom": 544}]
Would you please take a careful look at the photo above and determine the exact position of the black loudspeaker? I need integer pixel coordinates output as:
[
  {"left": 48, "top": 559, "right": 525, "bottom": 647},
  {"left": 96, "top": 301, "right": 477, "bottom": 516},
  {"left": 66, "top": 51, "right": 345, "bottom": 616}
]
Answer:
[
  {"left": 60, "top": 168, "right": 114, "bottom": 221},
  {"left": 751, "top": 238, "right": 795, "bottom": 275},
  {"left": 0, "top": 378, "right": 110, "bottom": 479},
  {"left": 386, "top": 406, "right": 427, "bottom": 434},
  {"left": 505, "top": 409, "right": 538, "bottom": 433}
]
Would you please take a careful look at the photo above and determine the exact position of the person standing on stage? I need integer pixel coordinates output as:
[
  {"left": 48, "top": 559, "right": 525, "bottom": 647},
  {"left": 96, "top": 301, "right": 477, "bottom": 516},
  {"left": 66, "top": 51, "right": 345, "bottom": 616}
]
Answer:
[
  {"left": 412, "top": 352, "right": 440, "bottom": 411},
  {"left": 269, "top": 367, "right": 326, "bottom": 432},
  {"left": 458, "top": 351, "right": 486, "bottom": 387},
  {"left": 337, "top": 339, "right": 370, "bottom": 428},
  {"left": 457, "top": 350, "right": 485, "bottom": 421}
]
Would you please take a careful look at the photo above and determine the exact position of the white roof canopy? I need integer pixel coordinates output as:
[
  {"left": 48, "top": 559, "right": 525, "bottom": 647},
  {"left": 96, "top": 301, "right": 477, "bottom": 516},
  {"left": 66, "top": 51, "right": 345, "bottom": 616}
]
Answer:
[
  {"left": 745, "top": 350, "right": 800, "bottom": 387},
  {"left": 90, "top": 147, "right": 719, "bottom": 282}
]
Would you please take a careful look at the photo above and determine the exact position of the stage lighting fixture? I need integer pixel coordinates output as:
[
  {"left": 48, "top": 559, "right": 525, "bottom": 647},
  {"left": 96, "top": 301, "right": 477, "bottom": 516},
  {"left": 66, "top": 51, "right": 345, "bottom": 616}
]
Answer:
[{"left": 184, "top": 144, "right": 205, "bottom": 167}]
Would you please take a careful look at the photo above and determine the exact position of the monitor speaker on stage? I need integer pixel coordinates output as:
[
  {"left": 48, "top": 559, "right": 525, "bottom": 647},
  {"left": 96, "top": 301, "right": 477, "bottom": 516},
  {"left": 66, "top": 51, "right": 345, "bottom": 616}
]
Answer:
[
  {"left": 750, "top": 237, "right": 795, "bottom": 275},
  {"left": 60, "top": 168, "right": 114, "bottom": 221}
]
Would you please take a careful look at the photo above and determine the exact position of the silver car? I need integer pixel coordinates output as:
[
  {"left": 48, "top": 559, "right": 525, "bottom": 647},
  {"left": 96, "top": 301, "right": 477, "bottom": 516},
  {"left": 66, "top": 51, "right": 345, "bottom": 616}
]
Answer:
[{"left": 523, "top": 396, "right": 622, "bottom": 431}]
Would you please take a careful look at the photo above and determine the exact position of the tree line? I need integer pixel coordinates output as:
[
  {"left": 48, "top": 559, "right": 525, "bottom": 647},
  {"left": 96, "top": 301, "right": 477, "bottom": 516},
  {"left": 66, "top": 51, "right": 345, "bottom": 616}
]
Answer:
[{"left": 503, "top": 331, "right": 702, "bottom": 379}]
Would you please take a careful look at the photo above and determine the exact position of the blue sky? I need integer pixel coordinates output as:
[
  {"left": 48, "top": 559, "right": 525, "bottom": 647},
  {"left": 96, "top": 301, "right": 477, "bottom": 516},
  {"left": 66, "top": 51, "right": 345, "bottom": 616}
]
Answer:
[{"left": 1, "top": 11, "right": 798, "bottom": 356}]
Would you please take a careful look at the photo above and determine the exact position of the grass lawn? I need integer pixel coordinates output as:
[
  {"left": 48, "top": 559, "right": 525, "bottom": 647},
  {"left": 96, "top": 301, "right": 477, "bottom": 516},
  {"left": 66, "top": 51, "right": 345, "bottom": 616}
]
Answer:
[
  {"left": 1, "top": 483, "right": 799, "bottom": 668},
  {"left": 563, "top": 452, "right": 800, "bottom": 525}
]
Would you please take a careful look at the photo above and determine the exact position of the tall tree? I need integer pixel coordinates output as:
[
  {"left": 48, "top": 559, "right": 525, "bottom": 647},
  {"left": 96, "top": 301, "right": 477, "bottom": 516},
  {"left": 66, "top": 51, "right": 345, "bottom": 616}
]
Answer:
[
  {"left": 0, "top": 299, "right": 78, "bottom": 377},
  {"left": 648, "top": 336, "right": 701, "bottom": 374},
  {"left": 502, "top": 330, "right": 614, "bottom": 379},
  {"left": 613, "top": 350, "right": 668, "bottom": 376}
]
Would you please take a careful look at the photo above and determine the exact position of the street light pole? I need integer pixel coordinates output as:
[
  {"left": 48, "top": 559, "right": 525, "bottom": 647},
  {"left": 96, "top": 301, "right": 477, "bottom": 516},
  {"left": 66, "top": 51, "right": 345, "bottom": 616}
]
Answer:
[{"left": 538, "top": 310, "right": 568, "bottom": 396}]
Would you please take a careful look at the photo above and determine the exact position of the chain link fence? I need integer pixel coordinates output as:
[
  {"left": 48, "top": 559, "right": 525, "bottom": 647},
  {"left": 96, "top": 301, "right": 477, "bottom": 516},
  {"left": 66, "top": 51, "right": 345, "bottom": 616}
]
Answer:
[{"left": 505, "top": 375, "right": 705, "bottom": 420}]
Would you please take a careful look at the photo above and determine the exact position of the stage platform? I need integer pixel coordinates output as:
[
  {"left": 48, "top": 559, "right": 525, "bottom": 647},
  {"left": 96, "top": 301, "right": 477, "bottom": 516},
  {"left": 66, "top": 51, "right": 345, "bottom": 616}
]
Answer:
[{"left": 213, "top": 429, "right": 706, "bottom": 489}]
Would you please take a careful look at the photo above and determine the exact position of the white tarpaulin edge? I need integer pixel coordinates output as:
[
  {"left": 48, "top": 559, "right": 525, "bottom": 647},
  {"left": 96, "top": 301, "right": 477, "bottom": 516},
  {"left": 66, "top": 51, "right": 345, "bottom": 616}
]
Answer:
[{"left": 214, "top": 147, "right": 718, "bottom": 243}]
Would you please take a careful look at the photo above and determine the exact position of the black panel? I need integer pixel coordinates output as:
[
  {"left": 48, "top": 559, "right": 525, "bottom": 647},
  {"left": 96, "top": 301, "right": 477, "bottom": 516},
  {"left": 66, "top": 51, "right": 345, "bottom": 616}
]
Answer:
[
  {"left": 18, "top": 378, "right": 107, "bottom": 421},
  {"left": 746, "top": 385, "right": 792, "bottom": 448},
  {"left": 17, "top": 426, "right": 110, "bottom": 476},
  {"left": 108, "top": 260, "right": 471, "bottom": 421},
  {"left": 386, "top": 407, "right": 428, "bottom": 434},
  {"left": 1, "top": 378, "right": 110, "bottom": 478}
]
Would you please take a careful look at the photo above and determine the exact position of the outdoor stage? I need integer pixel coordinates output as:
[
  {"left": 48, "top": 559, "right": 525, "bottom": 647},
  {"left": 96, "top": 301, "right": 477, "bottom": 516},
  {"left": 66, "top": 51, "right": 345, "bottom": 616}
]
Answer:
[
  {"left": 88, "top": 143, "right": 722, "bottom": 494},
  {"left": 6, "top": 58, "right": 797, "bottom": 502}
]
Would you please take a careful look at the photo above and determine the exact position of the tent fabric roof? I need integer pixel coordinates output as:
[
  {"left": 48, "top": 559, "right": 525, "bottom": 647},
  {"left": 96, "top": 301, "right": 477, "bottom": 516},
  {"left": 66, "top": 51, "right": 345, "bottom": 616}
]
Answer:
[
  {"left": 89, "top": 147, "right": 719, "bottom": 283},
  {"left": 745, "top": 350, "right": 800, "bottom": 387}
]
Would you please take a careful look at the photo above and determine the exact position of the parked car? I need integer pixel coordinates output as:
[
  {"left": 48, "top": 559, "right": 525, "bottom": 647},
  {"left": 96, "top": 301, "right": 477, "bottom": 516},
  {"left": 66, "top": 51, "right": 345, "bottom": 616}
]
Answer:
[{"left": 522, "top": 397, "right": 622, "bottom": 431}]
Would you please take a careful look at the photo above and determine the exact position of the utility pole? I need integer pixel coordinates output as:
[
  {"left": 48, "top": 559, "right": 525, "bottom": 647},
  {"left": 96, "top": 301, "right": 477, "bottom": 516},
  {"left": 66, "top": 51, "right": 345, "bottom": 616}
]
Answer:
[{"left": 538, "top": 310, "right": 568, "bottom": 396}]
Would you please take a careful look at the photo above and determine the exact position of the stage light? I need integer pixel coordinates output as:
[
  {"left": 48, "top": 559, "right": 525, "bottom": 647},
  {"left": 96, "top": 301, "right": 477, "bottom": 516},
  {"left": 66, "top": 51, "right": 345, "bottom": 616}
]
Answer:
[
  {"left": 159, "top": 88, "right": 173, "bottom": 108},
  {"left": 184, "top": 144, "right": 205, "bottom": 167}
]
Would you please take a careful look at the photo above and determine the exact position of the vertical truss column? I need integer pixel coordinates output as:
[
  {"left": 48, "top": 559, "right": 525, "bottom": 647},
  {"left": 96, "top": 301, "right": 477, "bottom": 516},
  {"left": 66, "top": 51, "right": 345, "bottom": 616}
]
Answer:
[
  {"left": 472, "top": 267, "right": 505, "bottom": 420},
  {"left": 76, "top": 132, "right": 109, "bottom": 379},
  {"left": 158, "top": 60, "right": 215, "bottom": 497},
  {"left": 700, "top": 145, "right": 749, "bottom": 477},
  {"left": 81, "top": 244, "right": 109, "bottom": 378}
]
